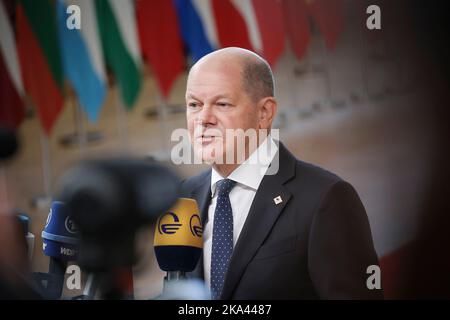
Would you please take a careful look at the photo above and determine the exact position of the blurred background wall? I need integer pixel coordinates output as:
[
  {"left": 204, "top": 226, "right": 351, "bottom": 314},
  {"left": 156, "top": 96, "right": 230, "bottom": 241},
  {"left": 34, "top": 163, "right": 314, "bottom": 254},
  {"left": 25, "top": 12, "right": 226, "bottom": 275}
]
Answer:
[{"left": 0, "top": 0, "right": 448, "bottom": 299}]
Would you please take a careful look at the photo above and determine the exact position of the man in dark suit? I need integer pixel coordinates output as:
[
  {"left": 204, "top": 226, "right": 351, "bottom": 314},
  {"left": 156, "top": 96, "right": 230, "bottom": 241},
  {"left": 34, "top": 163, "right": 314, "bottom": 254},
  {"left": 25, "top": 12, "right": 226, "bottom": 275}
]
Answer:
[{"left": 181, "top": 47, "right": 382, "bottom": 299}]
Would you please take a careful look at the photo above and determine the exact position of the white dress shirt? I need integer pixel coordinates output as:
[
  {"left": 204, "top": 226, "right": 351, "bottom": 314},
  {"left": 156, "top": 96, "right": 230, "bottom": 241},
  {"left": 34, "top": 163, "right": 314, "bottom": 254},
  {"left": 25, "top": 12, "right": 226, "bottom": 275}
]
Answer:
[{"left": 203, "top": 136, "right": 278, "bottom": 289}]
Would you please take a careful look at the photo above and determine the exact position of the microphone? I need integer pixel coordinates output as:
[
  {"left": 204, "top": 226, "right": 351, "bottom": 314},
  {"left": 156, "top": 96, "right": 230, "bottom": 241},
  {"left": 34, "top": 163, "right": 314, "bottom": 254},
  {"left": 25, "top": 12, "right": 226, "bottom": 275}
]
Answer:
[
  {"left": 40, "top": 201, "right": 79, "bottom": 299},
  {"left": 154, "top": 198, "right": 204, "bottom": 295}
]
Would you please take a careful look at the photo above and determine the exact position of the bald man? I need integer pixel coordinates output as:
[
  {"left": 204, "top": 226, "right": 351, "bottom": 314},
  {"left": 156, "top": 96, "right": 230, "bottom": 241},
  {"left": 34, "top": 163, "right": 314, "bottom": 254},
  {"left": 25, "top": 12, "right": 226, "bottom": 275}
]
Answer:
[{"left": 180, "top": 47, "right": 382, "bottom": 300}]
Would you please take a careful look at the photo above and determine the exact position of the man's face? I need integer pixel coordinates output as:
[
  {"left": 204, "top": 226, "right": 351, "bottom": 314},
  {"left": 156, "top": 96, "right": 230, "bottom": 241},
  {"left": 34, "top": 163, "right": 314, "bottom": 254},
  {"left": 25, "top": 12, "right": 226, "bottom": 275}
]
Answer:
[{"left": 186, "top": 61, "right": 260, "bottom": 165}]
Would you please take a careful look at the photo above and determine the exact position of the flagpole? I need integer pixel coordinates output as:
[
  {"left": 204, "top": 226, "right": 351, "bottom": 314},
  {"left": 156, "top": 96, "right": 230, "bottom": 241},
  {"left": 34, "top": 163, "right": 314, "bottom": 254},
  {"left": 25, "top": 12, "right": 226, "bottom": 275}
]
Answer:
[
  {"left": 320, "top": 42, "right": 331, "bottom": 110},
  {"left": 298, "top": 39, "right": 313, "bottom": 118},
  {"left": 115, "top": 89, "right": 129, "bottom": 151},
  {"left": 74, "top": 96, "right": 87, "bottom": 154},
  {"left": 146, "top": 89, "right": 172, "bottom": 162},
  {"left": 31, "top": 128, "right": 53, "bottom": 209},
  {"left": 154, "top": 90, "right": 172, "bottom": 162},
  {"left": 59, "top": 89, "right": 104, "bottom": 149},
  {"left": 293, "top": 40, "right": 316, "bottom": 119},
  {"left": 41, "top": 130, "right": 52, "bottom": 199},
  {"left": 321, "top": 40, "right": 337, "bottom": 111},
  {"left": 279, "top": 43, "right": 300, "bottom": 128},
  {"left": 358, "top": 23, "right": 370, "bottom": 102},
  {"left": 289, "top": 43, "right": 311, "bottom": 120}
]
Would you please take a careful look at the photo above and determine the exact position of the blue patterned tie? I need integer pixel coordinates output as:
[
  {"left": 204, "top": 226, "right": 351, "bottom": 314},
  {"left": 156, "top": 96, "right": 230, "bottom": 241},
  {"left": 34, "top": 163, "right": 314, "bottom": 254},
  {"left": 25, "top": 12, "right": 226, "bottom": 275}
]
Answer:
[{"left": 211, "top": 179, "right": 236, "bottom": 300}]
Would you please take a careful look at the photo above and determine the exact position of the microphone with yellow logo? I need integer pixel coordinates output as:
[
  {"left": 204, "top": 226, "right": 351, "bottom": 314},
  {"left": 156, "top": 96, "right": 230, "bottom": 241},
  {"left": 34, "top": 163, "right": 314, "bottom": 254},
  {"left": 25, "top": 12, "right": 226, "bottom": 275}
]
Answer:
[{"left": 154, "top": 198, "right": 203, "bottom": 284}]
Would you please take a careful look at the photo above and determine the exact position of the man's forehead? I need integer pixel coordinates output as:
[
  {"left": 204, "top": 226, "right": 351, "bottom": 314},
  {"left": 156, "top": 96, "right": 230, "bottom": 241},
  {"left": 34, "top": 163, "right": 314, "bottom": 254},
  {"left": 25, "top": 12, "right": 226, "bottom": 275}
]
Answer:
[
  {"left": 186, "top": 91, "right": 234, "bottom": 100},
  {"left": 187, "top": 69, "right": 242, "bottom": 95},
  {"left": 189, "top": 62, "right": 241, "bottom": 80},
  {"left": 186, "top": 55, "right": 246, "bottom": 99}
]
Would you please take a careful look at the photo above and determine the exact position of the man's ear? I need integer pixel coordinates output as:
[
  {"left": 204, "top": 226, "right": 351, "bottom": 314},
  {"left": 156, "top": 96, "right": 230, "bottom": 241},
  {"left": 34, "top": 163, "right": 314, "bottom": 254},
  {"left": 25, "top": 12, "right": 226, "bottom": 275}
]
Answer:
[{"left": 258, "top": 97, "right": 277, "bottom": 129}]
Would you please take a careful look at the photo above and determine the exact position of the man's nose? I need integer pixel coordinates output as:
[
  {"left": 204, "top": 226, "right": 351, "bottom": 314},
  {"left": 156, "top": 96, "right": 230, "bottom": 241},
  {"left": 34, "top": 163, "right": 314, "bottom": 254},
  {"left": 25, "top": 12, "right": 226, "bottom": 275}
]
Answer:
[{"left": 197, "top": 104, "right": 216, "bottom": 125}]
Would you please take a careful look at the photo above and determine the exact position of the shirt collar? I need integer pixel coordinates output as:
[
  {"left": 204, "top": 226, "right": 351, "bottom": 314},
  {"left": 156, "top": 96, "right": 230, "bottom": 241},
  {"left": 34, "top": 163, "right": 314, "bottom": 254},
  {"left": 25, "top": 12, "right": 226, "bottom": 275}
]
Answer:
[{"left": 210, "top": 135, "right": 278, "bottom": 197}]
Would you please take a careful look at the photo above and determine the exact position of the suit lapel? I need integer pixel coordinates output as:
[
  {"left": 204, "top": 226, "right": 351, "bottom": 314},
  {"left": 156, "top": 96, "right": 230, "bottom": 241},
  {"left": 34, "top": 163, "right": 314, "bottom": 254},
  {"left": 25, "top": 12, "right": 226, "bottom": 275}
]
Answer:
[{"left": 221, "top": 143, "right": 296, "bottom": 299}]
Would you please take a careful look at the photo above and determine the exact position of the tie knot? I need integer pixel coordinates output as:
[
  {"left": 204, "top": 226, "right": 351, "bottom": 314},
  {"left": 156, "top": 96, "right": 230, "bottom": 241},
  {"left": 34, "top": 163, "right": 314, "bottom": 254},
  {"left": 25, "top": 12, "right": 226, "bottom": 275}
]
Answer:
[{"left": 216, "top": 179, "right": 236, "bottom": 197}]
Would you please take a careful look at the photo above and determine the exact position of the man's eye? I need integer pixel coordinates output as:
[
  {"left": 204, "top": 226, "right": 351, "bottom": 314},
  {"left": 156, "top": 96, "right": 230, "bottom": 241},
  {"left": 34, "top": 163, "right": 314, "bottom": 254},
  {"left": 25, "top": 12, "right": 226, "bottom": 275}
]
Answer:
[
  {"left": 217, "top": 102, "right": 230, "bottom": 107},
  {"left": 188, "top": 102, "right": 200, "bottom": 108}
]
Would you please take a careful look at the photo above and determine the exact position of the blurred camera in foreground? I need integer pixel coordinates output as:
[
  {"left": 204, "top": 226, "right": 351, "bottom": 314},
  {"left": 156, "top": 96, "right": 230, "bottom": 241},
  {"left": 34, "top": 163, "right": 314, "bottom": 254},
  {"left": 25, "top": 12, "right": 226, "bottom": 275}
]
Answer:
[{"left": 57, "top": 158, "right": 180, "bottom": 273}]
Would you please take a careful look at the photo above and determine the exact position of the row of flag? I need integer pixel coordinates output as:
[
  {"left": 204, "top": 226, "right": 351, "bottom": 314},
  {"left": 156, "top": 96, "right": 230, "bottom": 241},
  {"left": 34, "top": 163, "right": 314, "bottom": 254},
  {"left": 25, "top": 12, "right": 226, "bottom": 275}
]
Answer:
[{"left": 0, "top": 0, "right": 344, "bottom": 135}]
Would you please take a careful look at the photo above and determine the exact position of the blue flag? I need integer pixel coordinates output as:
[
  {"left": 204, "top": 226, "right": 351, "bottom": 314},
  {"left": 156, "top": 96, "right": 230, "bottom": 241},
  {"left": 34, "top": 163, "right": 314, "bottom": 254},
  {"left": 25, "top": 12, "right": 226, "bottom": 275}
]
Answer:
[
  {"left": 56, "top": 0, "right": 106, "bottom": 123},
  {"left": 173, "top": 0, "right": 215, "bottom": 62}
]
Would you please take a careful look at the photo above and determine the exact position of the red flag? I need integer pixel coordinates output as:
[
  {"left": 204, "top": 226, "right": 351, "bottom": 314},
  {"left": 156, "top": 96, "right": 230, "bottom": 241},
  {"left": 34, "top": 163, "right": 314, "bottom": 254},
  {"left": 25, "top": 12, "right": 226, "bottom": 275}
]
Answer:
[
  {"left": 280, "top": 0, "right": 311, "bottom": 61},
  {"left": 0, "top": 0, "right": 25, "bottom": 130},
  {"left": 16, "top": 1, "right": 64, "bottom": 135},
  {"left": 136, "top": 0, "right": 185, "bottom": 99},
  {"left": 252, "top": 0, "right": 285, "bottom": 67},
  {"left": 212, "top": 0, "right": 253, "bottom": 50},
  {"left": 307, "top": 0, "right": 344, "bottom": 50},
  {"left": 0, "top": 52, "right": 24, "bottom": 130}
]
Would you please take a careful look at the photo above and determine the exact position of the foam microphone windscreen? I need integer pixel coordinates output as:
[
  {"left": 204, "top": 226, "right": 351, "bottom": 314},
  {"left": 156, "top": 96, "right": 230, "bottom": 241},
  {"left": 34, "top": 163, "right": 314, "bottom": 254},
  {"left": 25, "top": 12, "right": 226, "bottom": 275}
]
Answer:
[
  {"left": 154, "top": 198, "right": 203, "bottom": 272},
  {"left": 42, "top": 201, "right": 79, "bottom": 261}
]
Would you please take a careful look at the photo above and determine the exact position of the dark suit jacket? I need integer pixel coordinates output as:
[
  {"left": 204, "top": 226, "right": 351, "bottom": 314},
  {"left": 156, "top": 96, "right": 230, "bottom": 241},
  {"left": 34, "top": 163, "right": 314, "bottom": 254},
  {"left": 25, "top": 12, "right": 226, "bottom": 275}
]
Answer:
[{"left": 180, "top": 142, "right": 383, "bottom": 299}]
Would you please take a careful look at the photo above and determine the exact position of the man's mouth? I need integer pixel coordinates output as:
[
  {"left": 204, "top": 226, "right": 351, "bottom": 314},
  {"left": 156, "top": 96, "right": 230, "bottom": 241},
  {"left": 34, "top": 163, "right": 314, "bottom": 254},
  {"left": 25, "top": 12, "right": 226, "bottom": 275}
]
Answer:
[
  {"left": 193, "top": 126, "right": 223, "bottom": 145},
  {"left": 197, "top": 135, "right": 216, "bottom": 143},
  {"left": 195, "top": 132, "right": 225, "bottom": 145}
]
